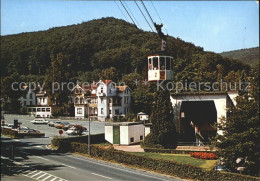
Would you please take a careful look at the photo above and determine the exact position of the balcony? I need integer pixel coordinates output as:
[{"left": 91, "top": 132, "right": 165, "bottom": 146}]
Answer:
[
  {"left": 36, "top": 93, "right": 45, "bottom": 97},
  {"left": 97, "top": 92, "right": 105, "bottom": 97},
  {"left": 109, "top": 103, "right": 121, "bottom": 107}
]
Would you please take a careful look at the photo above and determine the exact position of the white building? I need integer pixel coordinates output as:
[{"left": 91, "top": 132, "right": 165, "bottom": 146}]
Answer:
[
  {"left": 72, "top": 83, "right": 98, "bottom": 119},
  {"left": 170, "top": 91, "right": 238, "bottom": 145},
  {"left": 20, "top": 87, "right": 36, "bottom": 107},
  {"left": 105, "top": 122, "right": 144, "bottom": 145},
  {"left": 97, "top": 80, "right": 131, "bottom": 121},
  {"left": 137, "top": 112, "right": 149, "bottom": 121},
  {"left": 20, "top": 86, "right": 52, "bottom": 118}
]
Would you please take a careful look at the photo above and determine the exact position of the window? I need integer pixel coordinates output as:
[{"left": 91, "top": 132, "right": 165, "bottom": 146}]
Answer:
[
  {"left": 30, "top": 101, "right": 33, "bottom": 105},
  {"left": 24, "top": 101, "right": 26, "bottom": 106},
  {"left": 148, "top": 58, "right": 153, "bottom": 70},
  {"left": 115, "top": 109, "right": 119, "bottom": 115},
  {"left": 101, "top": 87, "right": 103, "bottom": 93},
  {"left": 33, "top": 108, "right": 36, "bottom": 112},
  {"left": 46, "top": 108, "right": 50, "bottom": 112},
  {"left": 42, "top": 108, "right": 45, "bottom": 112},
  {"left": 43, "top": 98, "right": 45, "bottom": 103},
  {"left": 153, "top": 57, "right": 158, "bottom": 70},
  {"left": 101, "top": 108, "right": 104, "bottom": 115},
  {"left": 130, "top": 137, "right": 134, "bottom": 142},
  {"left": 37, "top": 108, "right": 41, "bottom": 112},
  {"left": 160, "top": 57, "right": 165, "bottom": 70},
  {"left": 109, "top": 98, "right": 111, "bottom": 104},
  {"left": 80, "top": 98, "right": 84, "bottom": 104},
  {"left": 30, "top": 93, "right": 32, "bottom": 99},
  {"left": 28, "top": 108, "right": 32, "bottom": 112},
  {"left": 140, "top": 135, "right": 143, "bottom": 141},
  {"left": 77, "top": 108, "right": 82, "bottom": 114},
  {"left": 109, "top": 110, "right": 112, "bottom": 114},
  {"left": 166, "top": 57, "right": 171, "bottom": 70}
]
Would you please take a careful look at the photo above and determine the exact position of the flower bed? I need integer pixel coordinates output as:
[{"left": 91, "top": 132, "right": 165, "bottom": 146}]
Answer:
[{"left": 190, "top": 152, "right": 218, "bottom": 160}]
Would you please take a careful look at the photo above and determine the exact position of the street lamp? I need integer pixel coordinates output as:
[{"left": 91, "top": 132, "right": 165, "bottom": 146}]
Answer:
[{"left": 86, "top": 98, "right": 91, "bottom": 155}]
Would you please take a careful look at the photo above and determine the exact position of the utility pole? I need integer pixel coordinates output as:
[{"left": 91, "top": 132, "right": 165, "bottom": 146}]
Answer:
[{"left": 87, "top": 98, "right": 91, "bottom": 155}]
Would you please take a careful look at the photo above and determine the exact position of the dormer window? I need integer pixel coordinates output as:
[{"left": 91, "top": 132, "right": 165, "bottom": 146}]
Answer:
[{"left": 101, "top": 87, "right": 103, "bottom": 93}]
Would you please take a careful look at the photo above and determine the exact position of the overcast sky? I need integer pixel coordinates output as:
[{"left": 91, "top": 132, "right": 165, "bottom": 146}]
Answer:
[{"left": 1, "top": 0, "right": 259, "bottom": 53}]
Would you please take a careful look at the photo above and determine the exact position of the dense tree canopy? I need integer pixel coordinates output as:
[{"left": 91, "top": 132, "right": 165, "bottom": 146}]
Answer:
[
  {"left": 214, "top": 66, "right": 259, "bottom": 176},
  {"left": 1, "top": 17, "right": 249, "bottom": 82}
]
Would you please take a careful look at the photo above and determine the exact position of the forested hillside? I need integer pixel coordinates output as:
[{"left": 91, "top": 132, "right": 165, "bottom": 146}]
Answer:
[
  {"left": 220, "top": 47, "right": 259, "bottom": 66},
  {"left": 1, "top": 17, "right": 249, "bottom": 83}
]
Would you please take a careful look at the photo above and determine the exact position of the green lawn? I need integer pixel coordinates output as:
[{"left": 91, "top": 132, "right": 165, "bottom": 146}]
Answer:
[{"left": 132, "top": 152, "right": 218, "bottom": 170}]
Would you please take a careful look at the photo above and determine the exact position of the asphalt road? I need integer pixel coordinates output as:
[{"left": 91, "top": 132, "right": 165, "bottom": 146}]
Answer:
[
  {"left": 1, "top": 136, "right": 183, "bottom": 181},
  {"left": 1, "top": 115, "right": 183, "bottom": 181}
]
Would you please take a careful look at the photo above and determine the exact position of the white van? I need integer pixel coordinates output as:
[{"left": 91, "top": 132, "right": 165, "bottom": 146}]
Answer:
[{"left": 31, "top": 118, "right": 48, "bottom": 124}]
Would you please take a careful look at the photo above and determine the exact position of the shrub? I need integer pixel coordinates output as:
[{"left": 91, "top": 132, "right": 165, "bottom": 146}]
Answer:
[
  {"left": 190, "top": 152, "right": 218, "bottom": 160},
  {"left": 51, "top": 133, "right": 105, "bottom": 151},
  {"left": 1, "top": 127, "right": 18, "bottom": 138},
  {"left": 142, "top": 133, "right": 164, "bottom": 149}
]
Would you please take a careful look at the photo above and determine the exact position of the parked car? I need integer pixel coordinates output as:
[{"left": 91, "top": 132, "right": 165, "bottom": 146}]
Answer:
[
  {"left": 3, "top": 123, "right": 14, "bottom": 129},
  {"left": 64, "top": 124, "right": 87, "bottom": 131},
  {"left": 55, "top": 121, "right": 70, "bottom": 129},
  {"left": 66, "top": 125, "right": 87, "bottom": 135},
  {"left": 27, "top": 129, "right": 40, "bottom": 133},
  {"left": 48, "top": 120, "right": 61, "bottom": 127},
  {"left": 66, "top": 127, "right": 78, "bottom": 135},
  {"left": 15, "top": 126, "right": 30, "bottom": 133},
  {"left": 31, "top": 118, "right": 48, "bottom": 124}
]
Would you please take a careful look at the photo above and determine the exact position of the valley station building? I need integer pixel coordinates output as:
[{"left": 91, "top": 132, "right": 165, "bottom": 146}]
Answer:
[{"left": 170, "top": 91, "right": 238, "bottom": 145}]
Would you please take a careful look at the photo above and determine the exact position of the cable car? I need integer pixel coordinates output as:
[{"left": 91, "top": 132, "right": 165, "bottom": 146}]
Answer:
[{"left": 147, "top": 53, "right": 173, "bottom": 82}]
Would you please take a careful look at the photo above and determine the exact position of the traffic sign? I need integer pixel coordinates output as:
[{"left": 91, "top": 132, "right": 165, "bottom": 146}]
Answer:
[{"left": 59, "top": 130, "right": 63, "bottom": 136}]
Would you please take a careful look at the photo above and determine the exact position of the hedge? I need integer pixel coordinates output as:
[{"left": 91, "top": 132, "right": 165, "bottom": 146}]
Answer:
[
  {"left": 18, "top": 132, "right": 45, "bottom": 138},
  {"left": 1, "top": 127, "right": 46, "bottom": 138},
  {"left": 70, "top": 142, "right": 258, "bottom": 181},
  {"left": 1, "top": 128, "right": 19, "bottom": 138},
  {"left": 51, "top": 133, "right": 105, "bottom": 151},
  {"left": 144, "top": 147, "right": 216, "bottom": 154}
]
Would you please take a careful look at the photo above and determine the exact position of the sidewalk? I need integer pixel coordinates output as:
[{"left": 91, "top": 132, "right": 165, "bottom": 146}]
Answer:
[{"left": 113, "top": 144, "right": 144, "bottom": 152}]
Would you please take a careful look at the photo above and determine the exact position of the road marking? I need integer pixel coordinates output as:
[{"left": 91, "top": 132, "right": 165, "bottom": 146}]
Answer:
[
  {"left": 91, "top": 173, "right": 112, "bottom": 180},
  {"left": 35, "top": 156, "right": 50, "bottom": 161},
  {"left": 50, "top": 177, "right": 57, "bottom": 181},
  {"left": 36, "top": 173, "right": 47, "bottom": 179},
  {"left": 41, "top": 175, "right": 52, "bottom": 181},
  {"left": 34, "top": 156, "right": 76, "bottom": 169},
  {"left": 13, "top": 139, "right": 20, "bottom": 141},
  {"left": 69, "top": 155, "right": 171, "bottom": 181},
  {"left": 62, "top": 164, "right": 76, "bottom": 169},
  {"left": 26, "top": 170, "right": 38, "bottom": 176},
  {"left": 2, "top": 156, "right": 68, "bottom": 181},
  {"left": 31, "top": 171, "right": 43, "bottom": 178}
]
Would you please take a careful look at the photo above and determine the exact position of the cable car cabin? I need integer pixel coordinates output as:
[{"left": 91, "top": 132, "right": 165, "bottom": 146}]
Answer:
[{"left": 147, "top": 54, "right": 174, "bottom": 81}]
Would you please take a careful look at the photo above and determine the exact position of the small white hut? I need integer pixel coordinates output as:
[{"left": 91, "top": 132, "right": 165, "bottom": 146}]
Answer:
[{"left": 105, "top": 122, "right": 145, "bottom": 145}]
